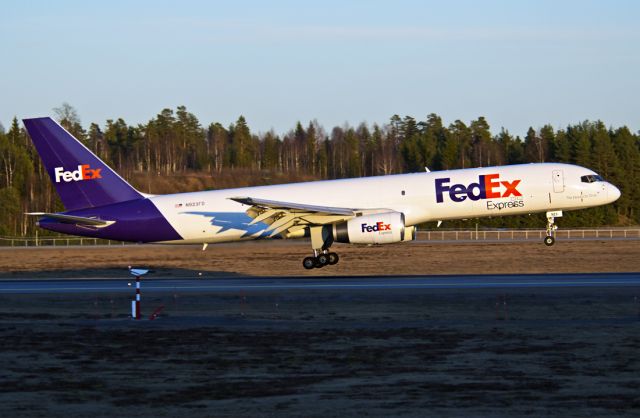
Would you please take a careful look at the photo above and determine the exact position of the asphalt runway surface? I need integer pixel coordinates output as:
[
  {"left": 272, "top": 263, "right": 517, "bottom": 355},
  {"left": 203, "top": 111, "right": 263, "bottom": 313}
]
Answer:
[
  {"left": 1, "top": 272, "right": 640, "bottom": 294},
  {"left": 2, "top": 272, "right": 640, "bottom": 417}
]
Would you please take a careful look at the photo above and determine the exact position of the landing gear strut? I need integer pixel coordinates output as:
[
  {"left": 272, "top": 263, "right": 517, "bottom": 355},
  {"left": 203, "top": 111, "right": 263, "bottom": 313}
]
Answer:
[
  {"left": 302, "top": 226, "right": 340, "bottom": 269},
  {"left": 544, "top": 211, "right": 562, "bottom": 246}
]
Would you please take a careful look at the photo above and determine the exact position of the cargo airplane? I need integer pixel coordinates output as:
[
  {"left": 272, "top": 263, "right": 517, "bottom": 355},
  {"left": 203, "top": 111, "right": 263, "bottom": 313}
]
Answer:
[{"left": 23, "top": 117, "right": 621, "bottom": 269}]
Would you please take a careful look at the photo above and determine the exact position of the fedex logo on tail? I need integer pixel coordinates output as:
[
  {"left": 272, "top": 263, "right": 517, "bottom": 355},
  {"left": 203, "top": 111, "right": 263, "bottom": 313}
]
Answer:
[
  {"left": 54, "top": 165, "right": 102, "bottom": 183},
  {"left": 435, "top": 174, "right": 521, "bottom": 203}
]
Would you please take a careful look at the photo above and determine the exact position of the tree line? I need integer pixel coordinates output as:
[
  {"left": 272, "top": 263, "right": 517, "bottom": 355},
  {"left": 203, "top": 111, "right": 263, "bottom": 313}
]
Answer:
[{"left": 1, "top": 104, "right": 638, "bottom": 236}]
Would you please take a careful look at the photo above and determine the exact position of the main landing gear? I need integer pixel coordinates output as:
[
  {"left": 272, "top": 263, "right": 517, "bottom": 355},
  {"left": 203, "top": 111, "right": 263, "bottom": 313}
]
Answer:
[
  {"left": 303, "top": 250, "right": 340, "bottom": 270},
  {"left": 544, "top": 210, "right": 563, "bottom": 246},
  {"left": 302, "top": 226, "right": 340, "bottom": 269}
]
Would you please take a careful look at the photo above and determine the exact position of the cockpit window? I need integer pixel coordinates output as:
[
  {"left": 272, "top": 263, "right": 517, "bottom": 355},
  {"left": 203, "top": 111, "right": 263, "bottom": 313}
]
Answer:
[{"left": 581, "top": 174, "right": 604, "bottom": 183}]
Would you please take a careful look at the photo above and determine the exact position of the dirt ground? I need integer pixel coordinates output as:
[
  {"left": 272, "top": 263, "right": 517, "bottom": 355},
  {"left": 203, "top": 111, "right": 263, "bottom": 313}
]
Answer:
[{"left": 0, "top": 239, "right": 639, "bottom": 278}]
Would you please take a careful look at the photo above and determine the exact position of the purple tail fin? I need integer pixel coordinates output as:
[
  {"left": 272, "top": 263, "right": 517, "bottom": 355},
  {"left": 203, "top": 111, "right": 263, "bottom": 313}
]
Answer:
[{"left": 23, "top": 117, "right": 143, "bottom": 210}]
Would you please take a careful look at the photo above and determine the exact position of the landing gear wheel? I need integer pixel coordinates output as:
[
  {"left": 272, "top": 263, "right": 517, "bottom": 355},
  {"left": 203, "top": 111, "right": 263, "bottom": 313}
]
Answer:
[
  {"left": 303, "top": 257, "right": 316, "bottom": 270},
  {"left": 544, "top": 211, "right": 562, "bottom": 247},
  {"left": 328, "top": 252, "right": 339, "bottom": 265},
  {"left": 317, "top": 253, "right": 330, "bottom": 267}
]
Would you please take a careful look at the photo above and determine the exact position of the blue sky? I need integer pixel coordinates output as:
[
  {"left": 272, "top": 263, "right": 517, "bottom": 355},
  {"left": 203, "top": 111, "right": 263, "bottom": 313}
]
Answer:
[{"left": 1, "top": 0, "right": 638, "bottom": 136}]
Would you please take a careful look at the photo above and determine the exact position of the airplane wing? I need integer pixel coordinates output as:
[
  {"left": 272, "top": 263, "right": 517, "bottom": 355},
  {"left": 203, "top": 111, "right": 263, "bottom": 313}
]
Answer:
[
  {"left": 26, "top": 212, "right": 115, "bottom": 228},
  {"left": 228, "top": 196, "right": 357, "bottom": 237}
]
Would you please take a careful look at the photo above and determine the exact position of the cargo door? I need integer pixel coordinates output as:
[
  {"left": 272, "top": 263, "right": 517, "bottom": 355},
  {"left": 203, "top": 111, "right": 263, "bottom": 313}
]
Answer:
[{"left": 552, "top": 170, "right": 564, "bottom": 193}]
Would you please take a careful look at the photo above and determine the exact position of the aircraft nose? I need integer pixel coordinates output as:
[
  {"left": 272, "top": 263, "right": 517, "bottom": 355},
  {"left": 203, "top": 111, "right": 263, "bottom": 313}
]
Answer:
[{"left": 608, "top": 183, "right": 621, "bottom": 202}]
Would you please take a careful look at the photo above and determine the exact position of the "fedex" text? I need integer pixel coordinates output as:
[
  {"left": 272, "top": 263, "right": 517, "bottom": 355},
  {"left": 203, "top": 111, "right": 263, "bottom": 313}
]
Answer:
[
  {"left": 361, "top": 221, "right": 391, "bottom": 233},
  {"left": 435, "top": 174, "right": 521, "bottom": 203},
  {"left": 54, "top": 165, "right": 102, "bottom": 183}
]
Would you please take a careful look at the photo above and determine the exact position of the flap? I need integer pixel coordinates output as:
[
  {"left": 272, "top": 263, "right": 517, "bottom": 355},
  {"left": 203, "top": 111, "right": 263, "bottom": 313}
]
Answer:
[
  {"left": 228, "top": 196, "right": 356, "bottom": 238},
  {"left": 229, "top": 196, "right": 356, "bottom": 216}
]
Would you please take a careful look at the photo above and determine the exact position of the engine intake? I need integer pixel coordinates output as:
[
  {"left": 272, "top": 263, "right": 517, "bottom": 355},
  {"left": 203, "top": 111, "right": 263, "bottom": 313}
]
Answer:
[{"left": 332, "top": 212, "right": 416, "bottom": 245}]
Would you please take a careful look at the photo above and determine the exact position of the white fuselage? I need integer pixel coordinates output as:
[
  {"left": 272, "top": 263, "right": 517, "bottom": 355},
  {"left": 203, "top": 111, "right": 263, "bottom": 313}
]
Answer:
[{"left": 147, "top": 163, "right": 620, "bottom": 245}]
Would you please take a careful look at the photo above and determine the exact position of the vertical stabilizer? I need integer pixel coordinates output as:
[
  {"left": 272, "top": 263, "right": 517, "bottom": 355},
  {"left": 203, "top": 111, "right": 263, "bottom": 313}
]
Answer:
[{"left": 23, "top": 117, "right": 143, "bottom": 210}]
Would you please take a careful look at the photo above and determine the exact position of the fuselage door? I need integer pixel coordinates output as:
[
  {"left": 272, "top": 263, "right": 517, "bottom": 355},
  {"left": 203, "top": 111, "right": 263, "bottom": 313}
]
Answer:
[{"left": 552, "top": 170, "right": 564, "bottom": 193}]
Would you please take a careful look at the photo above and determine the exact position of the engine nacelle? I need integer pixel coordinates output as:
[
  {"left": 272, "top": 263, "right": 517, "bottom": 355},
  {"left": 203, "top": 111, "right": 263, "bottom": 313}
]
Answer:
[{"left": 332, "top": 212, "right": 416, "bottom": 245}]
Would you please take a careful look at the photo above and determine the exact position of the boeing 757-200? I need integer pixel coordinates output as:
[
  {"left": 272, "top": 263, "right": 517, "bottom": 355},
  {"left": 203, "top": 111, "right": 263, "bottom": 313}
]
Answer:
[{"left": 23, "top": 117, "right": 621, "bottom": 269}]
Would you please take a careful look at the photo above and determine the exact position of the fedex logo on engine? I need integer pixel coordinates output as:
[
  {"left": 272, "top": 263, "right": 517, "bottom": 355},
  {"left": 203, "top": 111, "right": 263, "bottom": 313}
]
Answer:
[
  {"left": 361, "top": 221, "right": 391, "bottom": 233},
  {"left": 435, "top": 174, "right": 521, "bottom": 203},
  {"left": 54, "top": 165, "right": 102, "bottom": 183}
]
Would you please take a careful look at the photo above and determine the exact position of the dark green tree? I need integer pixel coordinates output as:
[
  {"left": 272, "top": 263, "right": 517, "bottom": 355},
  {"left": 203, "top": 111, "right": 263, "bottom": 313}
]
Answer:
[
  {"left": 261, "top": 131, "right": 281, "bottom": 171},
  {"left": 550, "top": 129, "right": 571, "bottom": 162},
  {"left": 470, "top": 117, "right": 492, "bottom": 166}
]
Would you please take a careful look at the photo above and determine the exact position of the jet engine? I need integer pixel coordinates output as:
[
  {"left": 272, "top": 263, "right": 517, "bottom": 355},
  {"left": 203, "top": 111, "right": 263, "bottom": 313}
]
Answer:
[{"left": 332, "top": 212, "right": 416, "bottom": 245}]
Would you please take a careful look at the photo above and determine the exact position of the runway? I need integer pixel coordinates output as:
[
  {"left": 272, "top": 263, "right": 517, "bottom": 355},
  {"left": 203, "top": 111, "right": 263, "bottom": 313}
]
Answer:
[{"left": 1, "top": 272, "right": 640, "bottom": 294}]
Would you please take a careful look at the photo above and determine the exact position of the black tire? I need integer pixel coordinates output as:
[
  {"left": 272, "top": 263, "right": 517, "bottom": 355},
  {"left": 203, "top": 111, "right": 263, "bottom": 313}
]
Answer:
[
  {"left": 303, "top": 257, "right": 316, "bottom": 269},
  {"left": 328, "top": 252, "right": 339, "bottom": 265},
  {"left": 544, "top": 236, "right": 555, "bottom": 246},
  {"left": 317, "top": 253, "right": 330, "bottom": 266}
]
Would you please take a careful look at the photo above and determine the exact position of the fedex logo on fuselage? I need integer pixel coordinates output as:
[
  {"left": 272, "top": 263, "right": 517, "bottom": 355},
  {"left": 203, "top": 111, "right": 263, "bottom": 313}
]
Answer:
[
  {"left": 361, "top": 222, "right": 391, "bottom": 233},
  {"left": 54, "top": 165, "right": 102, "bottom": 183},
  {"left": 435, "top": 174, "right": 521, "bottom": 203}
]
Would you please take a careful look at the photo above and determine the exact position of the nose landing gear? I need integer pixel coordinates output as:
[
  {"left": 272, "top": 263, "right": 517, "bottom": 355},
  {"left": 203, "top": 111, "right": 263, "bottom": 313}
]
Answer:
[{"left": 544, "top": 210, "right": 562, "bottom": 246}]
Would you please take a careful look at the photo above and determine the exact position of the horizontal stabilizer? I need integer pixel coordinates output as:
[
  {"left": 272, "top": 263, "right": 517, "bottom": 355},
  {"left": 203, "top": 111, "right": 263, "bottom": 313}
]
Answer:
[{"left": 26, "top": 212, "right": 115, "bottom": 228}]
